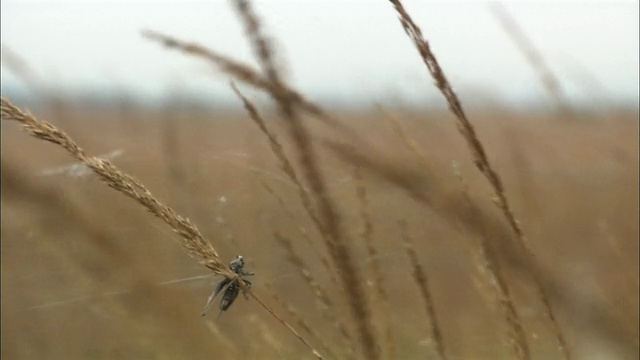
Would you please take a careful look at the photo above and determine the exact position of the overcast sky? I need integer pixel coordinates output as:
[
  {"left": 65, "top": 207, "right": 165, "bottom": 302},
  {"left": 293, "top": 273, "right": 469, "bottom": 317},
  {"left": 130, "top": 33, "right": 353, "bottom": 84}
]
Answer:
[{"left": 1, "top": 0, "right": 638, "bottom": 107}]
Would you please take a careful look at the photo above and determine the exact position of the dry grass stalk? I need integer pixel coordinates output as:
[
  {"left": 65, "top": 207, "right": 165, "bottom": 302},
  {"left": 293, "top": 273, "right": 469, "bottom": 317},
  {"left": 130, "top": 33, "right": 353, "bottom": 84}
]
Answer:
[
  {"left": 232, "top": 1, "right": 379, "bottom": 358},
  {"left": 247, "top": 314, "right": 285, "bottom": 355},
  {"left": 326, "top": 137, "right": 637, "bottom": 357},
  {"left": 1, "top": 45, "right": 71, "bottom": 127},
  {"left": 161, "top": 108, "right": 184, "bottom": 184},
  {"left": 204, "top": 322, "right": 241, "bottom": 357},
  {"left": 230, "top": 83, "right": 322, "bottom": 232},
  {"left": 264, "top": 282, "right": 339, "bottom": 360},
  {"left": 271, "top": 231, "right": 337, "bottom": 316},
  {"left": 142, "top": 30, "right": 275, "bottom": 101},
  {"left": 1, "top": 44, "right": 44, "bottom": 90},
  {"left": 233, "top": 78, "right": 343, "bottom": 300},
  {"left": 354, "top": 168, "right": 396, "bottom": 360},
  {"left": 387, "top": 0, "right": 521, "bottom": 240},
  {"left": 273, "top": 231, "right": 356, "bottom": 358},
  {"left": 452, "top": 164, "right": 531, "bottom": 360},
  {"left": 1, "top": 97, "right": 227, "bottom": 275},
  {"left": 232, "top": 82, "right": 339, "bottom": 289},
  {"left": 330, "top": 138, "right": 532, "bottom": 360},
  {"left": 489, "top": 2, "right": 573, "bottom": 116},
  {"left": 213, "top": 201, "right": 242, "bottom": 252},
  {"left": 597, "top": 219, "right": 639, "bottom": 291},
  {"left": 1, "top": 97, "right": 323, "bottom": 360},
  {"left": 230, "top": 0, "right": 282, "bottom": 88},
  {"left": 323, "top": 140, "right": 432, "bottom": 203},
  {"left": 471, "top": 245, "right": 531, "bottom": 359},
  {"left": 379, "top": 105, "right": 431, "bottom": 169},
  {"left": 259, "top": 180, "right": 339, "bottom": 288},
  {"left": 242, "top": 277, "right": 324, "bottom": 359},
  {"left": 387, "top": 1, "right": 571, "bottom": 358},
  {"left": 142, "top": 30, "right": 330, "bottom": 125},
  {"left": 502, "top": 126, "right": 542, "bottom": 219},
  {"left": 399, "top": 220, "right": 448, "bottom": 360},
  {"left": 1, "top": 175, "right": 114, "bottom": 300},
  {"left": 160, "top": 103, "right": 193, "bottom": 216},
  {"left": 142, "top": 30, "right": 366, "bottom": 144},
  {"left": 324, "top": 140, "right": 530, "bottom": 284},
  {"left": 2, "top": 160, "right": 134, "bottom": 272},
  {"left": 558, "top": 54, "right": 612, "bottom": 106}
]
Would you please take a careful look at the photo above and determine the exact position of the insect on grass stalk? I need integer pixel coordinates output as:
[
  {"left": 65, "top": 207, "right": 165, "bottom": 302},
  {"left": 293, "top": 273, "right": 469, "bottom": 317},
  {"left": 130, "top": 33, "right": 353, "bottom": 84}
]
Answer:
[{"left": 0, "top": 97, "right": 324, "bottom": 360}]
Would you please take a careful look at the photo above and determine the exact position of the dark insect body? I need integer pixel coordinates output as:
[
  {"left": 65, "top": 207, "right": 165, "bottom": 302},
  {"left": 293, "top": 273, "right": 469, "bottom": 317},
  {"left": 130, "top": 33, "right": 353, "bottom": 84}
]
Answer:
[{"left": 201, "top": 255, "right": 254, "bottom": 318}]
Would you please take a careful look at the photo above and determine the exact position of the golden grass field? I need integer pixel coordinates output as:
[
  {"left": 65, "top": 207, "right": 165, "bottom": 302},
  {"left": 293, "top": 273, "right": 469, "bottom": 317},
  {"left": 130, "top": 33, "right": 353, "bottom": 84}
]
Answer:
[
  {"left": 1, "top": 103, "right": 638, "bottom": 359},
  {"left": 1, "top": 1, "right": 638, "bottom": 359}
]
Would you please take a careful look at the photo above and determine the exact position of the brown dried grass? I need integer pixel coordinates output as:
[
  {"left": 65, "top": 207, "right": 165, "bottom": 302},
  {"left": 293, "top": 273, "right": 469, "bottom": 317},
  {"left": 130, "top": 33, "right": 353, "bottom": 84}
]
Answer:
[
  {"left": 0, "top": 97, "right": 324, "bottom": 359},
  {"left": 380, "top": 103, "right": 531, "bottom": 359},
  {"left": 387, "top": 1, "right": 571, "bottom": 358},
  {"left": 489, "top": 2, "right": 574, "bottom": 116},
  {"left": 1, "top": 98, "right": 227, "bottom": 274},
  {"left": 230, "top": 1, "right": 379, "bottom": 358},
  {"left": 2, "top": 2, "right": 637, "bottom": 359}
]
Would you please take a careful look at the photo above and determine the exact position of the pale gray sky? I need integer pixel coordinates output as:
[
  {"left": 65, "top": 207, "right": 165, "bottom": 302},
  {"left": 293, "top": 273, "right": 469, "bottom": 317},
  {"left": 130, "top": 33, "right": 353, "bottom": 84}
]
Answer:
[{"left": 1, "top": 0, "right": 638, "bottom": 107}]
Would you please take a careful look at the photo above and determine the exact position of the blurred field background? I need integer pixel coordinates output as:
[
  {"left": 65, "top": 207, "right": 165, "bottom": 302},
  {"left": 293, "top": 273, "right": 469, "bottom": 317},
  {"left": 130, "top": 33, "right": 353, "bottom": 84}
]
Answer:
[{"left": 1, "top": 1, "right": 638, "bottom": 359}]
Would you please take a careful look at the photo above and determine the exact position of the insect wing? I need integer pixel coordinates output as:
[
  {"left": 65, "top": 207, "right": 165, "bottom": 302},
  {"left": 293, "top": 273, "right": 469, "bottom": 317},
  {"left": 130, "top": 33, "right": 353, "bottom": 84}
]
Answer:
[
  {"left": 213, "top": 277, "right": 232, "bottom": 298},
  {"left": 220, "top": 283, "right": 241, "bottom": 311},
  {"left": 217, "top": 282, "right": 240, "bottom": 319},
  {"left": 201, "top": 278, "right": 232, "bottom": 316}
]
